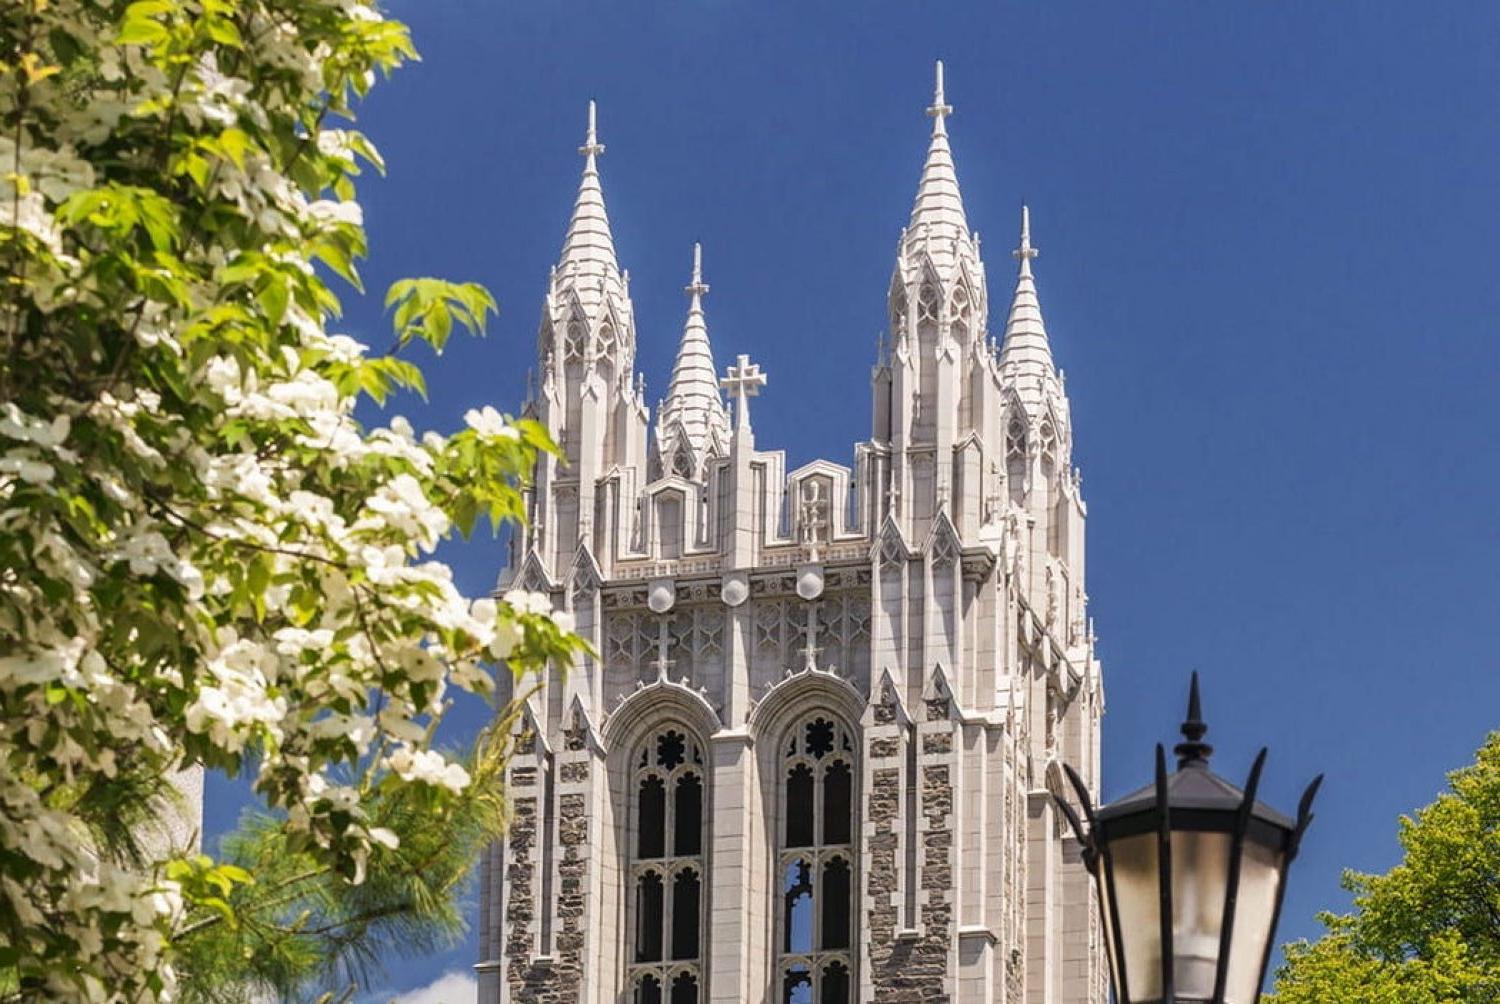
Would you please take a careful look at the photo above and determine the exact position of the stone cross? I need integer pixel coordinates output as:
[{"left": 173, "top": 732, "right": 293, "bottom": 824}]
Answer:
[
  {"left": 801, "top": 637, "right": 822, "bottom": 673},
  {"left": 720, "top": 353, "right": 767, "bottom": 432},
  {"left": 800, "top": 480, "right": 827, "bottom": 551}
]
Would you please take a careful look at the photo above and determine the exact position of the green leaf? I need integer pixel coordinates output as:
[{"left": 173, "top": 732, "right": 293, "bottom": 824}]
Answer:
[
  {"left": 117, "top": 18, "right": 169, "bottom": 46},
  {"left": 203, "top": 16, "right": 244, "bottom": 48},
  {"left": 258, "top": 278, "right": 289, "bottom": 326},
  {"left": 217, "top": 127, "right": 252, "bottom": 170}
]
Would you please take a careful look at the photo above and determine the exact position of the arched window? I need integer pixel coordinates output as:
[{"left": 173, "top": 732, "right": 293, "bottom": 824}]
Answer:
[
  {"left": 565, "top": 319, "right": 587, "bottom": 361},
  {"left": 777, "top": 715, "right": 857, "bottom": 1004},
  {"left": 1006, "top": 417, "right": 1029, "bottom": 504},
  {"left": 1039, "top": 419, "right": 1058, "bottom": 479},
  {"left": 916, "top": 282, "right": 941, "bottom": 324},
  {"left": 630, "top": 728, "right": 706, "bottom": 1004},
  {"left": 949, "top": 283, "right": 972, "bottom": 334}
]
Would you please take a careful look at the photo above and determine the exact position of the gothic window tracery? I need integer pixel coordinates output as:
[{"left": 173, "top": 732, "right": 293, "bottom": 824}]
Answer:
[
  {"left": 931, "top": 525, "right": 959, "bottom": 568},
  {"left": 1039, "top": 419, "right": 1058, "bottom": 479},
  {"left": 665, "top": 610, "right": 695, "bottom": 679},
  {"left": 878, "top": 532, "right": 906, "bottom": 570},
  {"left": 949, "top": 284, "right": 972, "bottom": 345},
  {"left": 1006, "top": 417, "right": 1028, "bottom": 504},
  {"left": 777, "top": 715, "right": 857, "bottom": 1004},
  {"left": 949, "top": 284, "right": 970, "bottom": 322},
  {"left": 630, "top": 727, "right": 706, "bottom": 1004},
  {"left": 565, "top": 320, "right": 587, "bottom": 361},
  {"left": 607, "top": 616, "right": 635, "bottom": 667},
  {"left": 756, "top": 602, "right": 783, "bottom": 655},
  {"left": 916, "top": 282, "right": 941, "bottom": 325}
]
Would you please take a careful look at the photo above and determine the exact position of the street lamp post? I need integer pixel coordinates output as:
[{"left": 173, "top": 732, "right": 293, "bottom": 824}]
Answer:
[{"left": 1053, "top": 673, "right": 1323, "bottom": 1004}]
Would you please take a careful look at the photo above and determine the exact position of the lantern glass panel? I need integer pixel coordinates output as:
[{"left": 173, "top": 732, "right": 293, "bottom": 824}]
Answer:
[
  {"left": 1101, "top": 832, "right": 1163, "bottom": 1001},
  {"left": 1168, "top": 829, "right": 1232, "bottom": 998},
  {"left": 1224, "top": 838, "right": 1285, "bottom": 1004}
]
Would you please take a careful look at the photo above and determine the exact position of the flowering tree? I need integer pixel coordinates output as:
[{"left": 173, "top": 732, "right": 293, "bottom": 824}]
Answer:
[{"left": 0, "top": 1, "right": 582, "bottom": 999}]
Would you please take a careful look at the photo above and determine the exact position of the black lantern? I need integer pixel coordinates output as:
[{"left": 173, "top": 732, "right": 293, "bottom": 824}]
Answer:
[{"left": 1054, "top": 674, "right": 1322, "bottom": 1004}]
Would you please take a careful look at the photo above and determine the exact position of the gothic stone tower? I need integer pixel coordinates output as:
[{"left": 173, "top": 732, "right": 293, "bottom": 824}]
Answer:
[{"left": 477, "top": 64, "right": 1108, "bottom": 1004}]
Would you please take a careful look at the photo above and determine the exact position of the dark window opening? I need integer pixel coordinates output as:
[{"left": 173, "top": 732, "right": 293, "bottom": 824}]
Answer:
[
  {"left": 783, "top": 858, "right": 814, "bottom": 954},
  {"left": 674, "top": 774, "right": 702, "bottom": 856},
  {"left": 656, "top": 731, "right": 687, "bottom": 771},
  {"left": 635, "top": 872, "right": 663, "bottom": 963},
  {"left": 805, "top": 718, "right": 835, "bottom": 759},
  {"left": 786, "top": 765, "right": 814, "bottom": 847},
  {"left": 820, "top": 857, "right": 851, "bottom": 950},
  {"left": 638, "top": 776, "right": 666, "bottom": 859},
  {"left": 636, "top": 974, "right": 662, "bottom": 1004},
  {"left": 671, "top": 870, "right": 700, "bottom": 960},
  {"left": 822, "top": 761, "right": 851, "bottom": 845},
  {"left": 670, "top": 970, "right": 698, "bottom": 1004},
  {"left": 821, "top": 961, "right": 850, "bottom": 1004}
]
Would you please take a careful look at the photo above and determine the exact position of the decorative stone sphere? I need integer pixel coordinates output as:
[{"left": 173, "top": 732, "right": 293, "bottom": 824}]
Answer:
[
  {"left": 648, "top": 578, "right": 676, "bottom": 614},
  {"left": 796, "top": 563, "right": 824, "bottom": 601},
  {"left": 720, "top": 571, "right": 750, "bottom": 608}
]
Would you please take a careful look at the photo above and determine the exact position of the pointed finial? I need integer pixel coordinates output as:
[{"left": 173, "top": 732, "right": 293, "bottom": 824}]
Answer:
[
  {"left": 1174, "top": 671, "right": 1214, "bottom": 768},
  {"left": 685, "top": 242, "right": 709, "bottom": 298},
  {"left": 1013, "top": 204, "right": 1039, "bottom": 272},
  {"left": 579, "top": 100, "right": 605, "bottom": 158},
  {"left": 926, "top": 60, "right": 953, "bottom": 130}
]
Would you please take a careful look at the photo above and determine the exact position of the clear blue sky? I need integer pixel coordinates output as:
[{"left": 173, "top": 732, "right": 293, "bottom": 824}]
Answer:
[{"left": 206, "top": 2, "right": 1500, "bottom": 998}]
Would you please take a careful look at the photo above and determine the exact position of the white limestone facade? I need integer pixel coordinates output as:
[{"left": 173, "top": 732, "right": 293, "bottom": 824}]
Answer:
[{"left": 477, "top": 65, "right": 1108, "bottom": 1004}]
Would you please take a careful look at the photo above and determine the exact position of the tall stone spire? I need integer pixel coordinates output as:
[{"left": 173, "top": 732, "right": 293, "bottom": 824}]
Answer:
[
  {"left": 876, "top": 61, "right": 991, "bottom": 538},
  {"left": 557, "top": 100, "right": 623, "bottom": 311},
  {"left": 999, "top": 205, "right": 1056, "bottom": 380},
  {"left": 526, "top": 100, "right": 649, "bottom": 578},
  {"left": 655, "top": 243, "right": 731, "bottom": 477},
  {"left": 908, "top": 60, "right": 969, "bottom": 240}
]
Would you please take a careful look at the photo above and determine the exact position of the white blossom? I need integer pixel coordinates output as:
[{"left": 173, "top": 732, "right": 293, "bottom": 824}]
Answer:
[
  {"left": 384, "top": 746, "right": 470, "bottom": 793},
  {"left": 464, "top": 405, "right": 518, "bottom": 439}
]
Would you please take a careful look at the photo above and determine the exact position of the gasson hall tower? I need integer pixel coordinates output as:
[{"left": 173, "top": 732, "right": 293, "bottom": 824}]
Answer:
[{"left": 478, "top": 64, "right": 1108, "bottom": 1004}]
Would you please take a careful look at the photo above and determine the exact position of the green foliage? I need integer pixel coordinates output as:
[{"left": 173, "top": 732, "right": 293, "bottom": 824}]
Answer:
[
  {"left": 174, "top": 725, "right": 519, "bottom": 1003},
  {"left": 0, "top": 0, "right": 583, "bottom": 998},
  {"left": 1269, "top": 732, "right": 1500, "bottom": 1003},
  {"left": 386, "top": 278, "right": 498, "bottom": 353}
]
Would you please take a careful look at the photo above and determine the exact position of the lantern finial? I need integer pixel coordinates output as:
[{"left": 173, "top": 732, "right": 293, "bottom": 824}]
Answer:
[{"left": 1175, "top": 670, "right": 1214, "bottom": 768}]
